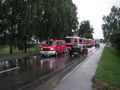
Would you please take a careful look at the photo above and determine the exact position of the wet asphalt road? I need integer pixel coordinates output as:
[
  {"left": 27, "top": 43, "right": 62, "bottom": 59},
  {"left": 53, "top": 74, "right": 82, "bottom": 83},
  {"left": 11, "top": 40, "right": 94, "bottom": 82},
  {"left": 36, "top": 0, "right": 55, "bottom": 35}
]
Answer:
[
  {"left": 0, "top": 53, "right": 82, "bottom": 90},
  {"left": 0, "top": 47, "right": 95, "bottom": 90}
]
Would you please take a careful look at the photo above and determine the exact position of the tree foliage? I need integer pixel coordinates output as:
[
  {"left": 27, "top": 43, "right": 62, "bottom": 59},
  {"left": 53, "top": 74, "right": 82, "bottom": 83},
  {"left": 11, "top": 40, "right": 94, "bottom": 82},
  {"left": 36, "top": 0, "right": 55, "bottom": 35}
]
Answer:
[
  {"left": 102, "top": 6, "right": 120, "bottom": 41},
  {"left": 102, "top": 6, "right": 120, "bottom": 55},
  {"left": 110, "top": 29, "right": 120, "bottom": 54},
  {"left": 77, "top": 20, "right": 93, "bottom": 39},
  {"left": 0, "top": 0, "right": 78, "bottom": 54}
]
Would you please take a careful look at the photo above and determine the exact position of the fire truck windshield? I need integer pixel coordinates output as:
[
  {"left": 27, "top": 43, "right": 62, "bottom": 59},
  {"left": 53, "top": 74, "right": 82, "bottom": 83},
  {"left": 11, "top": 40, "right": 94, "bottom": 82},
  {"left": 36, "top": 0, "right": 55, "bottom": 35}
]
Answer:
[
  {"left": 65, "top": 38, "right": 74, "bottom": 43},
  {"left": 45, "top": 41, "right": 56, "bottom": 46}
]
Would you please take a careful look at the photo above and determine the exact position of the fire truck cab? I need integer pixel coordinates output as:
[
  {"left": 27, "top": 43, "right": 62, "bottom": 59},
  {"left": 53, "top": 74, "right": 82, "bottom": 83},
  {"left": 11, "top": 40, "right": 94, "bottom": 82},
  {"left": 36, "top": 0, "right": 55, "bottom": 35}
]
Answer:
[{"left": 65, "top": 36, "right": 80, "bottom": 51}]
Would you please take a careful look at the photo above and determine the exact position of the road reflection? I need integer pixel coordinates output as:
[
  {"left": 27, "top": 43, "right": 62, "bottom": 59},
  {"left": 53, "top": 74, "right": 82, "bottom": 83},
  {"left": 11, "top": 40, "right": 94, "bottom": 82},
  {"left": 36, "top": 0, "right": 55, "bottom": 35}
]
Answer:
[
  {"left": 0, "top": 60, "right": 18, "bottom": 72},
  {"left": 39, "top": 54, "right": 70, "bottom": 71}
]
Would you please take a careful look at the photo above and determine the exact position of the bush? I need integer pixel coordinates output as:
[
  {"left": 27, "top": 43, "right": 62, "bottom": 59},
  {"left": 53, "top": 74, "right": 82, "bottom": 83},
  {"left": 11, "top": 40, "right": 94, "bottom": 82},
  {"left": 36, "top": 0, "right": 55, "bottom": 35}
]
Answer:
[{"left": 110, "top": 29, "right": 120, "bottom": 56}]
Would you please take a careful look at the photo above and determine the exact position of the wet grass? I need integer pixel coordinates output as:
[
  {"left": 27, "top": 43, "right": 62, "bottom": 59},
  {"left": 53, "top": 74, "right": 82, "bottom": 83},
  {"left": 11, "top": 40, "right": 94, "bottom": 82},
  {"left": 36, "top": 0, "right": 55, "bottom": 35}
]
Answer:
[
  {"left": 0, "top": 45, "right": 39, "bottom": 56},
  {"left": 96, "top": 47, "right": 120, "bottom": 88}
]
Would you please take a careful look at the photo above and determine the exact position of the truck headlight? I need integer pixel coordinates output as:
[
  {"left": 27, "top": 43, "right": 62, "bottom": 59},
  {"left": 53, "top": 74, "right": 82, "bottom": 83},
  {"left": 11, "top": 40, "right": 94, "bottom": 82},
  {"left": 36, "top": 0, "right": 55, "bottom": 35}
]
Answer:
[
  {"left": 41, "top": 48, "right": 43, "bottom": 50},
  {"left": 50, "top": 48, "right": 54, "bottom": 50}
]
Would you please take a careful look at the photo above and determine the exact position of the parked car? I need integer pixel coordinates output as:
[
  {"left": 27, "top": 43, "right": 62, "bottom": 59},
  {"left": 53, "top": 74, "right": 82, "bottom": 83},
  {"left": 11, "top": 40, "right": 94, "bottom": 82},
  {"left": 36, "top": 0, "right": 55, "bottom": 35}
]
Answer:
[
  {"left": 69, "top": 44, "right": 88, "bottom": 57},
  {"left": 40, "top": 40, "right": 66, "bottom": 57}
]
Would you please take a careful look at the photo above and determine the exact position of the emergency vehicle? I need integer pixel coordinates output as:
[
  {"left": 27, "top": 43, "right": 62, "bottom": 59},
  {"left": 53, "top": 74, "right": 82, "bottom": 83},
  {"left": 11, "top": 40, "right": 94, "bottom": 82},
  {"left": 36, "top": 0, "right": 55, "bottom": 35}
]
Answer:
[{"left": 40, "top": 40, "right": 66, "bottom": 57}]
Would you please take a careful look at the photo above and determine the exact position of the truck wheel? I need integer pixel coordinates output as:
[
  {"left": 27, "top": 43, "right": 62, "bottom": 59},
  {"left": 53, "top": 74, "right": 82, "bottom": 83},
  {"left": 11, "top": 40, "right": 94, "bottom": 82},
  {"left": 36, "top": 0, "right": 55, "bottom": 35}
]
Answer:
[
  {"left": 64, "top": 48, "right": 68, "bottom": 54},
  {"left": 69, "top": 50, "right": 73, "bottom": 56},
  {"left": 55, "top": 51, "right": 58, "bottom": 57},
  {"left": 41, "top": 55, "right": 45, "bottom": 58},
  {"left": 85, "top": 49, "right": 88, "bottom": 55},
  {"left": 83, "top": 49, "right": 88, "bottom": 59}
]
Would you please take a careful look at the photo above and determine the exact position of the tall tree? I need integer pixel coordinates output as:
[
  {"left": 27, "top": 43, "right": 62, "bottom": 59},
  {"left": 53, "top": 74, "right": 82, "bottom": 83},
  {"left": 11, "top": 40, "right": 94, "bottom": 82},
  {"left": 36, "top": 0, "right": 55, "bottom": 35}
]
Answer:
[
  {"left": 102, "top": 6, "right": 120, "bottom": 41},
  {"left": 0, "top": 0, "right": 79, "bottom": 54},
  {"left": 0, "top": 0, "right": 19, "bottom": 54},
  {"left": 16, "top": 0, "right": 38, "bottom": 52},
  {"left": 0, "top": 0, "right": 8, "bottom": 47},
  {"left": 102, "top": 6, "right": 120, "bottom": 54},
  {"left": 77, "top": 20, "right": 93, "bottom": 39},
  {"left": 42, "top": 0, "right": 78, "bottom": 40}
]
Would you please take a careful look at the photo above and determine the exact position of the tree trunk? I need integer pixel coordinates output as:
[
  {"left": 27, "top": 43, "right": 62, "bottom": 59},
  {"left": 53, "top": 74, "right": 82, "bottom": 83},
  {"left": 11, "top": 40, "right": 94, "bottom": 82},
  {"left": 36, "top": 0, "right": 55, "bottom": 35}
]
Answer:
[
  {"left": 24, "top": 46, "right": 27, "bottom": 53},
  {"left": 36, "top": 39, "right": 38, "bottom": 45},
  {"left": 10, "top": 45, "right": 13, "bottom": 55}
]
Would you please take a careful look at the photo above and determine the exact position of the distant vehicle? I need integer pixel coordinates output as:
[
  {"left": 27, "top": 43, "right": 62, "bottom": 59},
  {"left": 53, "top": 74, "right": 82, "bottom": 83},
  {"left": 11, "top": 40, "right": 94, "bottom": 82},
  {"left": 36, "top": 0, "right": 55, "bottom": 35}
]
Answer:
[
  {"left": 86, "top": 39, "right": 95, "bottom": 47},
  {"left": 40, "top": 40, "right": 66, "bottom": 57},
  {"left": 95, "top": 40, "right": 100, "bottom": 48},
  {"left": 69, "top": 44, "right": 88, "bottom": 57}
]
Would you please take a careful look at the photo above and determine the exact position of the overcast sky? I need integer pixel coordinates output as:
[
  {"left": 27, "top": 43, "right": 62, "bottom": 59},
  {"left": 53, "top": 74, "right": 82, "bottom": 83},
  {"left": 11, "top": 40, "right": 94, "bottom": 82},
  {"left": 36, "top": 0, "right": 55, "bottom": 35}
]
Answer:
[{"left": 72, "top": 0, "right": 120, "bottom": 39}]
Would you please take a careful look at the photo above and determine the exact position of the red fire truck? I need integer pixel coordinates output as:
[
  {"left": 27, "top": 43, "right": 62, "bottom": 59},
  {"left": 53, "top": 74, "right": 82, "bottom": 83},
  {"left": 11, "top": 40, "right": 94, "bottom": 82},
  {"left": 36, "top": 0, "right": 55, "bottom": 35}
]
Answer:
[
  {"left": 65, "top": 36, "right": 88, "bottom": 56},
  {"left": 65, "top": 36, "right": 80, "bottom": 51},
  {"left": 40, "top": 40, "right": 66, "bottom": 57}
]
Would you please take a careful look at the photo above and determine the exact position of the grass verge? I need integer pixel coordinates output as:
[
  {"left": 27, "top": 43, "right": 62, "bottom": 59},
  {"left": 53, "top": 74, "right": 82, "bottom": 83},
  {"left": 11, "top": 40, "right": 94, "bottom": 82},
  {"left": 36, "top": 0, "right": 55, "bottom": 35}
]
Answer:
[
  {"left": 94, "top": 47, "right": 120, "bottom": 90},
  {"left": 0, "top": 45, "right": 39, "bottom": 56}
]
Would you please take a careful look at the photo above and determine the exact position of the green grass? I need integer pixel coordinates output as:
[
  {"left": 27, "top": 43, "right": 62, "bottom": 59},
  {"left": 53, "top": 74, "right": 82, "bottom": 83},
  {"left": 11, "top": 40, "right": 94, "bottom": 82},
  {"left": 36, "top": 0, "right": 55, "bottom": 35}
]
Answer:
[
  {"left": 96, "top": 47, "right": 120, "bottom": 88},
  {"left": 0, "top": 45, "right": 39, "bottom": 56}
]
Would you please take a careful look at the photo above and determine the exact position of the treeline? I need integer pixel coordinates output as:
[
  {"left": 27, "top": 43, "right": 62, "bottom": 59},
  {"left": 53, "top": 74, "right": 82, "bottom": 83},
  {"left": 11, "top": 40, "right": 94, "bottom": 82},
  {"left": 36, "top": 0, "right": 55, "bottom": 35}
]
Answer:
[
  {"left": 0, "top": 0, "right": 79, "bottom": 54},
  {"left": 102, "top": 6, "right": 120, "bottom": 55}
]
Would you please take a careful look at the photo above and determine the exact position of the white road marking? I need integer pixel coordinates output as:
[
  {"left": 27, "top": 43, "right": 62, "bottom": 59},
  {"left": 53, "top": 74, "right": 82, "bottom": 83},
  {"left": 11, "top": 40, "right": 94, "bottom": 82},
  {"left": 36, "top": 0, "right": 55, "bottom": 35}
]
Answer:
[{"left": 0, "top": 67, "right": 20, "bottom": 74}]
